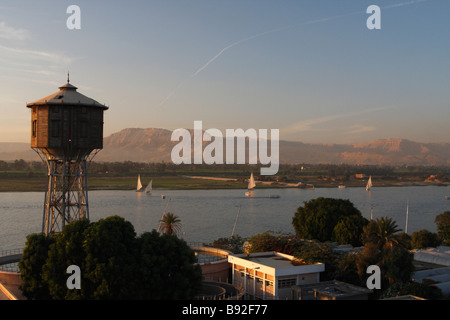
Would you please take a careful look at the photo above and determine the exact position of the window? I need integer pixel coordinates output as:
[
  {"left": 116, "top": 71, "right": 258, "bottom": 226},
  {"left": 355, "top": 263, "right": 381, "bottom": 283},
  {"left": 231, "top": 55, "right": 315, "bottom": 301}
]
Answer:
[
  {"left": 278, "top": 278, "right": 297, "bottom": 289},
  {"left": 32, "top": 120, "right": 37, "bottom": 137}
]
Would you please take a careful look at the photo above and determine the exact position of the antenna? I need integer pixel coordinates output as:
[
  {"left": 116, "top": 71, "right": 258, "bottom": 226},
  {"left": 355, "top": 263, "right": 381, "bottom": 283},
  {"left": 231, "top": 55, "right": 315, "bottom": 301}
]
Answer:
[
  {"left": 231, "top": 205, "right": 241, "bottom": 238},
  {"left": 405, "top": 199, "right": 409, "bottom": 234}
]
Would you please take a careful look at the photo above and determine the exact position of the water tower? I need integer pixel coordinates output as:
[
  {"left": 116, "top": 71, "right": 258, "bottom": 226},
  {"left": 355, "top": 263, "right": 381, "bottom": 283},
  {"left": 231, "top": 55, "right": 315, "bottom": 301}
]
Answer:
[{"left": 27, "top": 76, "right": 108, "bottom": 235}]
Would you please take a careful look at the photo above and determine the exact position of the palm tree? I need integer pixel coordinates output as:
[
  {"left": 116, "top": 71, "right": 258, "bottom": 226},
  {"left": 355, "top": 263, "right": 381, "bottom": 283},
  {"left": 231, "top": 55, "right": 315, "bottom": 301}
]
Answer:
[
  {"left": 359, "top": 217, "right": 413, "bottom": 286},
  {"left": 363, "top": 217, "right": 403, "bottom": 249},
  {"left": 158, "top": 212, "right": 182, "bottom": 236}
]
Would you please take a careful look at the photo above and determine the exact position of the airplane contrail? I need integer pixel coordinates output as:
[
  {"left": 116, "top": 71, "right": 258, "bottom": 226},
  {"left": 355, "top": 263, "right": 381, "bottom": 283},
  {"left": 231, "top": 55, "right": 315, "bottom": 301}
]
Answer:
[{"left": 159, "top": 0, "right": 429, "bottom": 107}]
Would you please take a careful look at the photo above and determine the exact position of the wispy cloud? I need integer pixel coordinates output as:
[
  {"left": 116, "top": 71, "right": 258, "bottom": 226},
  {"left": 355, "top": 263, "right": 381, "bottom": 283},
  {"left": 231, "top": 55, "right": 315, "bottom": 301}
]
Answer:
[
  {"left": 159, "top": 0, "right": 429, "bottom": 107},
  {"left": 283, "top": 107, "right": 391, "bottom": 135},
  {"left": 384, "top": 0, "right": 429, "bottom": 9},
  {"left": 0, "top": 44, "right": 73, "bottom": 85},
  {"left": 159, "top": 17, "right": 344, "bottom": 107},
  {"left": 346, "top": 124, "right": 377, "bottom": 135},
  {"left": 0, "top": 44, "right": 72, "bottom": 65},
  {"left": 0, "top": 21, "right": 29, "bottom": 41}
]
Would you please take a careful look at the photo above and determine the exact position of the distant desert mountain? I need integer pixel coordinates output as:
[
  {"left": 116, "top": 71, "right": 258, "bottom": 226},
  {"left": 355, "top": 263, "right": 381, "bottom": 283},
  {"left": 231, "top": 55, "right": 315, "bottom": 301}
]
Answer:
[
  {"left": 98, "top": 128, "right": 175, "bottom": 162},
  {"left": 0, "top": 142, "right": 38, "bottom": 161},
  {"left": 2, "top": 128, "right": 449, "bottom": 166}
]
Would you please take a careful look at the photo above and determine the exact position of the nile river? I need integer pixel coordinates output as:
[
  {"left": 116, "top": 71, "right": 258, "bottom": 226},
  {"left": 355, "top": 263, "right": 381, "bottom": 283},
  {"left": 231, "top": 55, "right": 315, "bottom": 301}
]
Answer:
[{"left": 1, "top": 186, "right": 449, "bottom": 250}]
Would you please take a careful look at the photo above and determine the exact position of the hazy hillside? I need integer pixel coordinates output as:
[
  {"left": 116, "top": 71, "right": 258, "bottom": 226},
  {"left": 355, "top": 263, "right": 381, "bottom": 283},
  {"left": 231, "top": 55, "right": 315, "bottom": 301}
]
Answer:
[{"left": 2, "top": 128, "right": 449, "bottom": 166}]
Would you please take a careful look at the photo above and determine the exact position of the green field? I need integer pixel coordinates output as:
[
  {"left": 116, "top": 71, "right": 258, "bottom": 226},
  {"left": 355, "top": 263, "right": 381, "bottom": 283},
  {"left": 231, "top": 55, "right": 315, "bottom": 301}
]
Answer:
[
  {"left": 0, "top": 173, "right": 248, "bottom": 192},
  {"left": 0, "top": 171, "right": 448, "bottom": 192}
]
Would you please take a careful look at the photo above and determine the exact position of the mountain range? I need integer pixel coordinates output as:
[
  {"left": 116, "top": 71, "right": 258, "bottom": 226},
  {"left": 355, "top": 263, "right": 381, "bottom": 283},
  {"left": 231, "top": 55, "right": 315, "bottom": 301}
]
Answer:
[{"left": 2, "top": 128, "right": 449, "bottom": 166}]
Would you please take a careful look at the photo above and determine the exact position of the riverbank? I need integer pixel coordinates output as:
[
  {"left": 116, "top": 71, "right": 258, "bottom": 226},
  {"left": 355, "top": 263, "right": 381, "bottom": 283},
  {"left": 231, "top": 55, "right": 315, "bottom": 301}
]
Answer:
[{"left": 0, "top": 173, "right": 448, "bottom": 192}]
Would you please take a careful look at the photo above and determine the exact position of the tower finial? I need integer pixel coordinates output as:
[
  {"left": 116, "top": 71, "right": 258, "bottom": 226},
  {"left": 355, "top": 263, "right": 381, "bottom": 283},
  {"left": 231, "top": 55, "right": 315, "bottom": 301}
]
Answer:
[{"left": 67, "top": 71, "right": 70, "bottom": 83}]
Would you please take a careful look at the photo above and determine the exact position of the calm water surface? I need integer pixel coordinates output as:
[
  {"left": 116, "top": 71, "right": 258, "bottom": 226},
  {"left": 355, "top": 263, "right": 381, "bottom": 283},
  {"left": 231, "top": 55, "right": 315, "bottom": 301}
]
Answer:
[{"left": 1, "top": 186, "right": 449, "bottom": 250}]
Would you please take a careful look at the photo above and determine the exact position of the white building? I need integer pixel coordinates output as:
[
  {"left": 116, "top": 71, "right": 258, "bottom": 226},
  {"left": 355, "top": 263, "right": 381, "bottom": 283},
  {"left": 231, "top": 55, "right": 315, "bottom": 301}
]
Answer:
[{"left": 228, "top": 252, "right": 325, "bottom": 300}]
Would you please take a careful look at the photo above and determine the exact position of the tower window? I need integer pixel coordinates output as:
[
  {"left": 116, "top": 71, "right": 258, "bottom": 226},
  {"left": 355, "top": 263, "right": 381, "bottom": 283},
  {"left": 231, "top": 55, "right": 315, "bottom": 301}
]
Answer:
[{"left": 32, "top": 120, "right": 37, "bottom": 137}]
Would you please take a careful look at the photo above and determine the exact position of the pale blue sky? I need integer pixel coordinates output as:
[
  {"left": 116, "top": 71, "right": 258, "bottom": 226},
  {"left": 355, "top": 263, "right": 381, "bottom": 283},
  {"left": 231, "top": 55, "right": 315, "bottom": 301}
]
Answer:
[{"left": 0, "top": 0, "right": 448, "bottom": 143}]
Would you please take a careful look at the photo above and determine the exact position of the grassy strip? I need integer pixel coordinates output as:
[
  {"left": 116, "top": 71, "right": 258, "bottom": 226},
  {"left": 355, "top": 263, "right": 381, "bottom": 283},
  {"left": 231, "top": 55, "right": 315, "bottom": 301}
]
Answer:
[{"left": 0, "top": 173, "right": 447, "bottom": 192}]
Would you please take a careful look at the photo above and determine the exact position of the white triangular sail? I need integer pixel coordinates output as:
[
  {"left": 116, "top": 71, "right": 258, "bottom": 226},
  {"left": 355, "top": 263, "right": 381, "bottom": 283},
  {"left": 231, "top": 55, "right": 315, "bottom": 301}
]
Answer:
[
  {"left": 366, "top": 176, "right": 372, "bottom": 191},
  {"left": 137, "top": 174, "right": 143, "bottom": 192},
  {"left": 248, "top": 173, "right": 256, "bottom": 190},
  {"left": 245, "top": 173, "right": 256, "bottom": 197},
  {"left": 145, "top": 180, "right": 152, "bottom": 194}
]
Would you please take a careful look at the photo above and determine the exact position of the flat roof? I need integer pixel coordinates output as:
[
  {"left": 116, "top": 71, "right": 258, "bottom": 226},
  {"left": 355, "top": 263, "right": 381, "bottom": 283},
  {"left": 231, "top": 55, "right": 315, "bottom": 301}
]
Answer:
[
  {"left": 228, "top": 252, "right": 325, "bottom": 277},
  {"left": 242, "top": 253, "right": 295, "bottom": 269}
]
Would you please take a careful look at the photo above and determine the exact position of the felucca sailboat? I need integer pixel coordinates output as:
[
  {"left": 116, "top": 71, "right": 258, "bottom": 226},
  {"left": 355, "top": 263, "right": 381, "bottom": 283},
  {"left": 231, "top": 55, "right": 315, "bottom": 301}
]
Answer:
[
  {"left": 137, "top": 174, "right": 143, "bottom": 192},
  {"left": 245, "top": 173, "right": 256, "bottom": 197},
  {"left": 366, "top": 176, "right": 373, "bottom": 191},
  {"left": 145, "top": 180, "right": 152, "bottom": 194}
]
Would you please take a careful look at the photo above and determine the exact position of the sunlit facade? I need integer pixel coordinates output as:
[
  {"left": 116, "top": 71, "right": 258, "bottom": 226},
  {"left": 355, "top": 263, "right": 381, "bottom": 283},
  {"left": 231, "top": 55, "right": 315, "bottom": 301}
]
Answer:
[{"left": 228, "top": 252, "right": 324, "bottom": 300}]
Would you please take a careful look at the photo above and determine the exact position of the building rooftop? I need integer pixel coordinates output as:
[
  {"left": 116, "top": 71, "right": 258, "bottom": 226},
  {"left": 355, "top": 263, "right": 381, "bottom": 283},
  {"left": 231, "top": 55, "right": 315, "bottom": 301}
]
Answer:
[
  {"left": 27, "top": 80, "right": 108, "bottom": 109},
  {"left": 228, "top": 252, "right": 325, "bottom": 276},
  {"left": 292, "top": 280, "right": 372, "bottom": 300},
  {"left": 241, "top": 253, "right": 296, "bottom": 269}
]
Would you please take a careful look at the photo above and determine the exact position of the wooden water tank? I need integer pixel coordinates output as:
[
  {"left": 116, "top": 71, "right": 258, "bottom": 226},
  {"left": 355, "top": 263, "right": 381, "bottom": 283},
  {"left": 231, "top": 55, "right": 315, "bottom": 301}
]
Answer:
[{"left": 27, "top": 81, "right": 108, "bottom": 159}]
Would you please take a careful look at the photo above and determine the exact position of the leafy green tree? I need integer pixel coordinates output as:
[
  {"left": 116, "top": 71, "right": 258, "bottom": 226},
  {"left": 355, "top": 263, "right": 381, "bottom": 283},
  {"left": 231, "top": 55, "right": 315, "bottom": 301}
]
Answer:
[
  {"left": 210, "top": 235, "right": 244, "bottom": 254},
  {"left": 135, "top": 230, "right": 202, "bottom": 299},
  {"left": 397, "top": 232, "right": 412, "bottom": 250},
  {"left": 43, "top": 219, "right": 90, "bottom": 300},
  {"left": 246, "top": 231, "right": 303, "bottom": 254},
  {"left": 332, "top": 215, "right": 368, "bottom": 247},
  {"left": 335, "top": 252, "right": 363, "bottom": 286},
  {"left": 435, "top": 211, "right": 450, "bottom": 245},
  {"left": 19, "top": 215, "right": 202, "bottom": 300},
  {"left": 294, "top": 241, "right": 341, "bottom": 281},
  {"left": 411, "top": 229, "right": 441, "bottom": 249},
  {"left": 246, "top": 231, "right": 280, "bottom": 253},
  {"left": 381, "top": 281, "right": 442, "bottom": 300},
  {"left": 82, "top": 215, "right": 138, "bottom": 299},
  {"left": 292, "top": 197, "right": 368, "bottom": 243},
  {"left": 381, "top": 245, "right": 414, "bottom": 285},
  {"left": 18, "top": 233, "right": 55, "bottom": 299}
]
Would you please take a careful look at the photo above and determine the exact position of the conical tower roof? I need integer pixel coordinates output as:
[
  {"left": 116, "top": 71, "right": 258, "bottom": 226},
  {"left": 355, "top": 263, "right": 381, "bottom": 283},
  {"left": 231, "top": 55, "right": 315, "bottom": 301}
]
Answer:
[{"left": 27, "top": 78, "right": 108, "bottom": 109}]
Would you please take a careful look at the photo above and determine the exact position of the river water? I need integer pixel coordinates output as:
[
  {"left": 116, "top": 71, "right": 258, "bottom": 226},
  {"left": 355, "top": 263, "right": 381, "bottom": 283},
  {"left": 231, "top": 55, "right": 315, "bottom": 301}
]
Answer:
[{"left": 1, "top": 186, "right": 449, "bottom": 250}]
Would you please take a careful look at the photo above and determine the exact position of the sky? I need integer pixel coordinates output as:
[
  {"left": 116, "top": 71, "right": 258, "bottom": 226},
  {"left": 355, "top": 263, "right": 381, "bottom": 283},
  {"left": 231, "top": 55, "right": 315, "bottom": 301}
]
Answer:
[{"left": 0, "top": 0, "right": 448, "bottom": 144}]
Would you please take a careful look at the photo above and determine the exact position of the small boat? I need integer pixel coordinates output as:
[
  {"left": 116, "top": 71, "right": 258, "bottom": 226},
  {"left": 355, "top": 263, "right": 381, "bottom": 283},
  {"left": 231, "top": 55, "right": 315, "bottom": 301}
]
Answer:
[
  {"left": 366, "top": 176, "right": 372, "bottom": 192},
  {"left": 145, "top": 180, "right": 152, "bottom": 194},
  {"left": 245, "top": 173, "right": 256, "bottom": 197},
  {"left": 161, "top": 195, "right": 166, "bottom": 199},
  {"left": 136, "top": 174, "right": 144, "bottom": 192},
  {"left": 338, "top": 185, "right": 346, "bottom": 189},
  {"left": 445, "top": 196, "right": 449, "bottom": 200}
]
